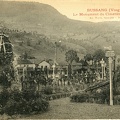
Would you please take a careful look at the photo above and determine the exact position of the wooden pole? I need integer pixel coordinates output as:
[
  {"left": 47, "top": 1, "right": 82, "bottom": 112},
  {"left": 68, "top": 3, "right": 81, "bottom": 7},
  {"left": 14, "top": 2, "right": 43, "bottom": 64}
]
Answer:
[{"left": 109, "top": 57, "right": 113, "bottom": 106}]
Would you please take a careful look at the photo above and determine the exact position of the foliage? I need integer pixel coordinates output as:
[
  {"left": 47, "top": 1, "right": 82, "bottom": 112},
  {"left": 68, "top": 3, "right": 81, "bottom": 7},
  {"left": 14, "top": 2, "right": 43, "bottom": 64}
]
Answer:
[
  {"left": 0, "top": 89, "right": 10, "bottom": 107},
  {"left": 91, "top": 92, "right": 108, "bottom": 104},
  {"left": 65, "top": 50, "right": 79, "bottom": 78},
  {"left": 84, "top": 54, "right": 93, "bottom": 61},
  {"left": 62, "top": 86, "right": 70, "bottom": 92},
  {"left": 79, "top": 59, "right": 87, "bottom": 67},
  {"left": 30, "top": 98, "right": 49, "bottom": 113},
  {"left": 65, "top": 50, "right": 78, "bottom": 64},
  {"left": 114, "top": 65, "right": 120, "bottom": 82},
  {"left": 70, "top": 86, "right": 111, "bottom": 104},
  {"left": 43, "top": 85, "right": 53, "bottom": 95},
  {"left": 37, "top": 75, "right": 47, "bottom": 86},
  {"left": 0, "top": 74, "right": 11, "bottom": 88},
  {"left": 90, "top": 87, "right": 110, "bottom": 104},
  {"left": 53, "top": 85, "right": 61, "bottom": 93},
  {"left": 0, "top": 89, "right": 49, "bottom": 116},
  {"left": 3, "top": 98, "right": 49, "bottom": 115},
  {"left": 70, "top": 92, "right": 89, "bottom": 103},
  {"left": 114, "top": 95, "right": 120, "bottom": 105},
  {"left": 93, "top": 49, "right": 106, "bottom": 62}
]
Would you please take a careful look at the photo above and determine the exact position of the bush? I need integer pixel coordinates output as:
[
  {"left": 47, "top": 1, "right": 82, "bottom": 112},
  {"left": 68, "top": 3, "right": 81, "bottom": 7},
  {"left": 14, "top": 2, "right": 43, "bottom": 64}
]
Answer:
[
  {"left": 0, "top": 89, "right": 10, "bottom": 107},
  {"left": 63, "top": 86, "right": 69, "bottom": 92},
  {"left": 30, "top": 98, "right": 49, "bottom": 112},
  {"left": 114, "top": 95, "right": 120, "bottom": 105},
  {"left": 3, "top": 99, "right": 18, "bottom": 116},
  {"left": 28, "top": 99, "right": 49, "bottom": 115},
  {"left": 70, "top": 92, "right": 89, "bottom": 103},
  {"left": 22, "top": 90, "right": 38, "bottom": 101},
  {"left": 0, "top": 89, "right": 49, "bottom": 116},
  {"left": 44, "top": 85, "right": 53, "bottom": 95},
  {"left": 53, "top": 85, "right": 61, "bottom": 93},
  {"left": 3, "top": 98, "right": 33, "bottom": 115},
  {"left": 10, "top": 90, "right": 23, "bottom": 102},
  {"left": 91, "top": 87, "right": 110, "bottom": 104}
]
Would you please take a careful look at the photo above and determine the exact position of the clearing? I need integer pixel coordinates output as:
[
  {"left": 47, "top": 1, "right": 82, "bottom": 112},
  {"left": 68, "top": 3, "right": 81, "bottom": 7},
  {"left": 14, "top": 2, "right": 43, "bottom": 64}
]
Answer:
[{"left": 22, "top": 97, "right": 120, "bottom": 119}]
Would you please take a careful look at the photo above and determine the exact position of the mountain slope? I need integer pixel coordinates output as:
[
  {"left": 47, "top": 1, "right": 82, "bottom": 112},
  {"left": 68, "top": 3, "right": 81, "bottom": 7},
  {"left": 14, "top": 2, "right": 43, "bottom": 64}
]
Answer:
[
  {"left": 0, "top": 1, "right": 106, "bottom": 35},
  {"left": 0, "top": 1, "right": 120, "bottom": 59}
]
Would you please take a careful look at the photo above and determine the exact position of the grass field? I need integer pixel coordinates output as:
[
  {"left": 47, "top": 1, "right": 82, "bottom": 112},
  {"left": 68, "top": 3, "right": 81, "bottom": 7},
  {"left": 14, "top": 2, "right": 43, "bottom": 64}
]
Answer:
[{"left": 21, "top": 97, "right": 120, "bottom": 119}]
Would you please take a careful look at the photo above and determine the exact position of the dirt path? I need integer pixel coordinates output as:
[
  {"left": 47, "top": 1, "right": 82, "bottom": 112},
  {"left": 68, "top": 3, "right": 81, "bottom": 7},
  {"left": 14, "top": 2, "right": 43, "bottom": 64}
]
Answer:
[{"left": 22, "top": 97, "right": 120, "bottom": 119}]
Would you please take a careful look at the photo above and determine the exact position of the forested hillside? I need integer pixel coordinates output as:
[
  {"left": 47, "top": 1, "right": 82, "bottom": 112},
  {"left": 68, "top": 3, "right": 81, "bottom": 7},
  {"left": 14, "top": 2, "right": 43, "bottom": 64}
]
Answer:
[{"left": 0, "top": 1, "right": 120, "bottom": 61}]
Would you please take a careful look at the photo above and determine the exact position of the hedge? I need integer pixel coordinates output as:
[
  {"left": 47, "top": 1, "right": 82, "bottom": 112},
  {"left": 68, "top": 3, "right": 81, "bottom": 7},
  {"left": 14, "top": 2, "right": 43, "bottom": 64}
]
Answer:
[
  {"left": 70, "top": 92, "right": 89, "bottom": 103},
  {"left": 44, "top": 92, "right": 71, "bottom": 101},
  {"left": 70, "top": 89, "right": 110, "bottom": 104}
]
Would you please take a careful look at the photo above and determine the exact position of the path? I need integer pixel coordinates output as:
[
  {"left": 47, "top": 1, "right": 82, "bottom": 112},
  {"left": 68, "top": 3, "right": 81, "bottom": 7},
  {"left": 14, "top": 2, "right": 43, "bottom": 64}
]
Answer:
[{"left": 21, "top": 97, "right": 120, "bottom": 119}]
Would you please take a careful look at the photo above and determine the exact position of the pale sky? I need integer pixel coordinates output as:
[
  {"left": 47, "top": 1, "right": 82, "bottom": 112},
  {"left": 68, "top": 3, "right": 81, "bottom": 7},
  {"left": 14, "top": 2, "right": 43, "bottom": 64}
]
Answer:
[{"left": 5, "top": 0, "right": 120, "bottom": 22}]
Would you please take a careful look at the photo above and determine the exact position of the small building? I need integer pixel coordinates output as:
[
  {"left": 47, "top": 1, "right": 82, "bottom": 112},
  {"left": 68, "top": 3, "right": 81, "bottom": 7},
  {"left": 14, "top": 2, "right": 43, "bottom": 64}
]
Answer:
[
  {"left": 38, "top": 60, "right": 51, "bottom": 70},
  {"left": 16, "top": 59, "right": 35, "bottom": 74}
]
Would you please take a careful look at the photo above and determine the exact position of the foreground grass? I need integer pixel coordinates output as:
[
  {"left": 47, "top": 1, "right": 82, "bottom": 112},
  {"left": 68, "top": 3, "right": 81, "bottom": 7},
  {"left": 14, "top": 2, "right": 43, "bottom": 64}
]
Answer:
[{"left": 19, "top": 97, "right": 120, "bottom": 119}]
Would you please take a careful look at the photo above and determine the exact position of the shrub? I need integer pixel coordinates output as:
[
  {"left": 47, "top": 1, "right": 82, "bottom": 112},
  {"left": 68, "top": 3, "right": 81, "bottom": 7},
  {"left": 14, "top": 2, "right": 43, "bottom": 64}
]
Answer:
[
  {"left": 28, "top": 98, "right": 49, "bottom": 114},
  {"left": 91, "top": 87, "right": 110, "bottom": 104},
  {"left": 44, "top": 85, "right": 53, "bottom": 95},
  {"left": 63, "top": 86, "right": 69, "bottom": 92},
  {"left": 0, "top": 89, "right": 49, "bottom": 116},
  {"left": 70, "top": 94, "right": 78, "bottom": 102},
  {"left": 3, "top": 99, "right": 18, "bottom": 116},
  {"left": 17, "top": 98, "right": 31, "bottom": 114},
  {"left": 10, "top": 90, "right": 23, "bottom": 102},
  {"left": 114, "top": 95, "right": 120, "bottom": 105},
  {"left": 0, "top": 89, "right": 10, "bottom": 107},
  {"left": 92, "top": 92, "right": 106, "bottom": 104},
  {"left": 53, "top": 85, "right": 61, "bottom": 93},
  {"left": 3, "top": 98, "right": 33, "bottom": 115},
  {"left": 22, "top": 90, "right": 37, "bottom": 101},
  {"left": 70, "top": 92, "right": 89, "bottom": 102}
]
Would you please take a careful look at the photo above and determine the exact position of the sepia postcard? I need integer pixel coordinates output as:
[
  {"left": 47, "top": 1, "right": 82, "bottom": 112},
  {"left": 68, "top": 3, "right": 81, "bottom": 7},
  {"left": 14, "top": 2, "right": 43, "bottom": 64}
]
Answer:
[{"left": 0, "top": 0, "right": 120, "bottom": 119}]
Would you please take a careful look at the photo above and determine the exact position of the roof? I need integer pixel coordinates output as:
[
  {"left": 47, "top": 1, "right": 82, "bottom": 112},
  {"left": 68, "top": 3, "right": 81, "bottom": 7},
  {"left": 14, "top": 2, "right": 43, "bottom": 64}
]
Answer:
[
  {"left": 34, "top": 59, "right": 53, "bottom": 65},
  {"left": 17, "top": 59, "right": 33, "bottom": 64},
  {"left": 37, "top": 60, "right": 68, "bottom": 66},
  {"left": 29, "top": 58, "right": 82, "bottom": 67}
]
